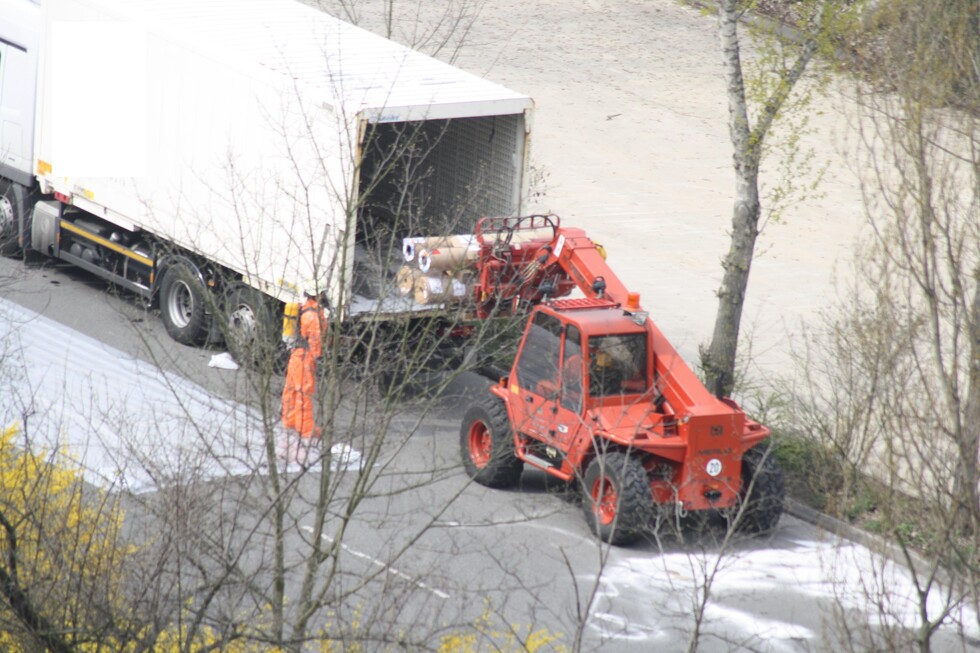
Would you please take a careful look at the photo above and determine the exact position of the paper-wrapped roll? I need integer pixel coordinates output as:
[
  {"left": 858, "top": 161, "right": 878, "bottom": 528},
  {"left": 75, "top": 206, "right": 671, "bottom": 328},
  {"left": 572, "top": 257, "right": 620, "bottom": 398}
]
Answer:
[
  {"left": 396, "top": 265, "right": 422, "bottom": 296},
  {"left": 413, "top": 272, "right": 471, "bottom": 305},
  {"left": 402, "top": 237, "right": 426, "bottom": 262},
  {"left": 413, "top": 275, "right": 446, "bottom": 305},
  {"left": 426, "top": 234, "right": 477, "bottom": 250},
  {"left": 404, "top": 234, "right": 478, "bottom": 262},
  {"left": 417, "top": 245, "right": 480, "bottom": 273},
  {"left": 442, "top": 274, "right": 470, "bottom": 303},
  {"left": 508, "top": 228, "right": 555, "bottom": 244}
]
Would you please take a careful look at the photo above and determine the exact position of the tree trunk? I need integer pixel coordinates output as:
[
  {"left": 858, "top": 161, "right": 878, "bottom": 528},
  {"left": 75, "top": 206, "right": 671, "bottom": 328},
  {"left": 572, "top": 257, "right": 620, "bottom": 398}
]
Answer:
[
  {"left": 703, "top": 0, "right": 762, "bottom": 398},
  {"left": 705, "top": 175, "right": 761, "bottom": 398},
  {"left": 704, "top": 0, "right": 818, "bottom": 398}
]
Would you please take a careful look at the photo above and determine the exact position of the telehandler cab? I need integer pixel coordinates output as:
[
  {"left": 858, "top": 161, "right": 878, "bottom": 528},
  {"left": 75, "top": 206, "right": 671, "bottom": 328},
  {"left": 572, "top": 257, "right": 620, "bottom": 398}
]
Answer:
[{"left": 458, "top": 215, "right": 784, "bottom": 545}]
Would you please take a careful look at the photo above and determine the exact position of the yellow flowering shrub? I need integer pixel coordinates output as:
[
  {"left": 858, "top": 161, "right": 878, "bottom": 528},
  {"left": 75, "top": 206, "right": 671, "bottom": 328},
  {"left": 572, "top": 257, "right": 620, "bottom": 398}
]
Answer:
[
  {"left": 0, "top": 423, "right": 275, "bottom": 652},
  {"left": 319, "top": 603, "right": 567, "bottom": 653},
  {"left": 0, "top": 421, "right": 566, "bottom": 652},
  {"left": 435, "top": 608, "right": 567, "bottom": 653},
  {"left": 0, "top": 422, "right": 129, "bottom": 651}
]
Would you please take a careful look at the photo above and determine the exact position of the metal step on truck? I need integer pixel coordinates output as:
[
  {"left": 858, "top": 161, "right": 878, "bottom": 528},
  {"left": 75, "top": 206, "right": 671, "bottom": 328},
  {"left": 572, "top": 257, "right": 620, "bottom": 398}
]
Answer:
[{"left": 0, "top": 0, "right": 532, "bottom": 362}]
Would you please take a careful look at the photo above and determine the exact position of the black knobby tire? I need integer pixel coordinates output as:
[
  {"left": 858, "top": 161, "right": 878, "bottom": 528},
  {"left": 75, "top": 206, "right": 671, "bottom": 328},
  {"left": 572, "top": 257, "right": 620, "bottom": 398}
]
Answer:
[
  {"left": 735, "top": 445, "right": 786, "bottom": 535},
  {"left": 459, "top": 395, "right": 523, "bottom": 488},
  {"left": 582, "top": 452, "right": 652, "bottom": 546},
  {"left": 159, "top": 262, "right": 210, "bottom": 346},
  {"left": 224, "top": 284, "right": 282, "bottom": 369}
]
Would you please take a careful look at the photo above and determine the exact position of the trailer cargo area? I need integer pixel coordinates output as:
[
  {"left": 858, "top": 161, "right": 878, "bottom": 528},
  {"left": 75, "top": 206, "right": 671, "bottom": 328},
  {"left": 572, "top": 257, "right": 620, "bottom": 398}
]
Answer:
[{"left": 352, "top": 113, "right": 526, "bottom": 312}]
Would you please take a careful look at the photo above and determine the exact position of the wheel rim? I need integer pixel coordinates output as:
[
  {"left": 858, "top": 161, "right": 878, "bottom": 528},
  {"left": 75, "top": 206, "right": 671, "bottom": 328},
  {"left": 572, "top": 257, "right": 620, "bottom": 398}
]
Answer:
[
  {"left": 467, "top": 421, "right": 493, "bottom": 469},
  {"left": 229, "top": 303, "right": 256, "bottom": 339},
  {"left": 591, "top": 477, "right": 618, "bottom": 526},
  {"left": 0, "top": 195, "right": 14, "bottom": 235},
  {"left": 167, "top": 280, "right": 194, "bottom": 328}
]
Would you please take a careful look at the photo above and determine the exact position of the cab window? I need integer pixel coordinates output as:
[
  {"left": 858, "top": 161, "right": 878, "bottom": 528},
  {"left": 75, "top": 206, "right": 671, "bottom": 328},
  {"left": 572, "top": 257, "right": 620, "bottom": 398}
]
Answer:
[
  {"left": 587, "top": 333, "right": 648, "bottom": 397},
  {"left": 515, "top": 312, "right": 562, "bottom": 395},
  {"left": 559, "top": 325, "right": 583, "bottom": 412}
]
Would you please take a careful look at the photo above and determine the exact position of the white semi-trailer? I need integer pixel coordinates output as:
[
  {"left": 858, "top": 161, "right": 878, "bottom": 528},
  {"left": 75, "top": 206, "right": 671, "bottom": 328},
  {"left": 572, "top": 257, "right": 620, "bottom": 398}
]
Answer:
[{"left": 0, "top": 0, "right": 532, "bottom": 353}]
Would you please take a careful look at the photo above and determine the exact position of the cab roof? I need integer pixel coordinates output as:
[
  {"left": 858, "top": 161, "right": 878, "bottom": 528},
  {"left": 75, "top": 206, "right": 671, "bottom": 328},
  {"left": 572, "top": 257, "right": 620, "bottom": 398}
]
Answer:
[{"left": 540, "top": 304, "right": 647, "bottom": 337}]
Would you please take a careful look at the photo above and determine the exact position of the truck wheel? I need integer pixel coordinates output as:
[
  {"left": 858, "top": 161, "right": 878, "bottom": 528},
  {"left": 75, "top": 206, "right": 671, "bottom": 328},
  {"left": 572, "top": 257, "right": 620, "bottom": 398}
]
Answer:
[
  {"left": 0, "top": 181, "right": 25, "bottom": 256},
  {"left": 460, "top": 396, "right": 523, "bottom": 488},
  {"left": 733, "top": 445, "right": 786, "bottom": 535},
  {"left": 224, "top": 284, "right": 281, "bottom": 368},
  {"left": 582, "top": 452, "right": 652, "bottom": 545},
  {"left": 159, "top": 263, "right": 210, "bottom": 345}
]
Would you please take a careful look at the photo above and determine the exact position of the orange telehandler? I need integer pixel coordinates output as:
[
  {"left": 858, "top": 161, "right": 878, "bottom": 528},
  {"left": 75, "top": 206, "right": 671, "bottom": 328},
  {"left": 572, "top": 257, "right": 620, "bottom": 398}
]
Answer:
[{"left": 459, "top": 215, "right": 784, "bottom": 545}]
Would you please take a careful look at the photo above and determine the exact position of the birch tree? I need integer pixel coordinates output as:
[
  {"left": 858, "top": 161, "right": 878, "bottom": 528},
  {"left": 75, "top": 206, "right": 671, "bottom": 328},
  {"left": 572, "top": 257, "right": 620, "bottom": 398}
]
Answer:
[{"left": 703, "top": 0, "right": 841, "bottom": 398}]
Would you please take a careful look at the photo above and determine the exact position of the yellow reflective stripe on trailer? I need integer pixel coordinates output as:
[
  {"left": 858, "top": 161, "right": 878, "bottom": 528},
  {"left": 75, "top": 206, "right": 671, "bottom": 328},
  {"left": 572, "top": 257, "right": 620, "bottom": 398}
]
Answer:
[{"left": 59, "top": 220, "right": 154, "bottom": 268}]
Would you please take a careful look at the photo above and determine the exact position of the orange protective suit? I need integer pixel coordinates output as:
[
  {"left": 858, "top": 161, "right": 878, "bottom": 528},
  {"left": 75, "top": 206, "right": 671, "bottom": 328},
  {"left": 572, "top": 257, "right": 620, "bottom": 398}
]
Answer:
[{"left": 282, "top": 298, "right": 325, "bottom": 439}]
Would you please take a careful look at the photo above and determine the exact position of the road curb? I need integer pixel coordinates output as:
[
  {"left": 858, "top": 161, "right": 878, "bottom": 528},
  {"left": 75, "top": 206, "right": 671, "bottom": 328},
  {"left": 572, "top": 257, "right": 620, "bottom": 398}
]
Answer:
[
  {"left": 785, "top": 497, "right": 868, "bottom": 543},
  {"left": 785, "top": 497, "right": 941, "bottom": 581}
]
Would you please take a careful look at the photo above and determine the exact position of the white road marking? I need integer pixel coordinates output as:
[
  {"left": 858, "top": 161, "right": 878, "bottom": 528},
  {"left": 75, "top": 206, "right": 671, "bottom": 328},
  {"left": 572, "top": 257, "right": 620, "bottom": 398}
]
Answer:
[
  {"left": 301, "top": 525, "right": 450, "bottom": 600},
  {"left": 435, "top": 518, "right": 595, "bottom": 546}
]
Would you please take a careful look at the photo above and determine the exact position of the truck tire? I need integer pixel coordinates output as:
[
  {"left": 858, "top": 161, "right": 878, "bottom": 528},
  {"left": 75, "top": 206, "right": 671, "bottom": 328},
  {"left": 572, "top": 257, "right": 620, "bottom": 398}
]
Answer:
[
  {"left": 734, "top": 445, "right": 786, "bottom": 535},
  {"left": 582, "top": 452, "right": 652, "bottom": 545},
  {"left": 224, "top": 284, "right": 281, "bottom": 369},
  {"left": 159, "top": 262, "right": 210, "bottom": 345},
  {"left": 0, "top": 181, "right": 26, "bottom": 256},
  {"left": 460, "top": 395, "right": 523, "bottom": 488}
]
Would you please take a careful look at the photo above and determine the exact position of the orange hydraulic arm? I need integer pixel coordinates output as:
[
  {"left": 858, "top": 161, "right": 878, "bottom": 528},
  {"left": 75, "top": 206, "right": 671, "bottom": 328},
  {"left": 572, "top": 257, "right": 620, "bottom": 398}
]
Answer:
[
  {"left": 539, "top": 226, "right": 632, "bottom": 306},
  {"left": 472, "top": 215, "right": 764, "bottom": 430}
]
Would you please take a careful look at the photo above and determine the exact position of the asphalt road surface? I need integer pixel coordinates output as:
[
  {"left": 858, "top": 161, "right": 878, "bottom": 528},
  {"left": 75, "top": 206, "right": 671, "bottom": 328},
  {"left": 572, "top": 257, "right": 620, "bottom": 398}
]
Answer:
[{"left": 2, "top": 255, "right": 977, "bottom": 652}]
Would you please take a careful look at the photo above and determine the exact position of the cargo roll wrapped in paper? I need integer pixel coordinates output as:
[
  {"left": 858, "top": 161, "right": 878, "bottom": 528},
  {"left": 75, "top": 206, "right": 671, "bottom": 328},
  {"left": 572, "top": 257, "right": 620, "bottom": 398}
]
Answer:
[
  {"left": 396, "top": 266, "right": 423, "bottom": 296},
  {"left": 417, "top": 245, "right": 480, "bottom": 273},
  {"left": 399, "top": 232, "right": 481, "bottom": 304},
  {"left": 412, "top": 272, "right": 471, "bottom": 305},
  {"left": 413, "top": 275, "right": 445, "bottom": 305},
  {"left": 401, "top": 237, "right": 426, "bottom": 262},
  {"left": 443, "top": 274, "right": 470, "bottom": 303},
  {"left": 402, "top": 234, "right": 477, "bottom": 264},
  {"left": 508, "top": 228, "right": 558, "bottom": 245}
]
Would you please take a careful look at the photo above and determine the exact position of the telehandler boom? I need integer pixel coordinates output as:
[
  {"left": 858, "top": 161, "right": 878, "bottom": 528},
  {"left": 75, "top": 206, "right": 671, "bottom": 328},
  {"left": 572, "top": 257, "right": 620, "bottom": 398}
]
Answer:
[{"left": 459, "top": 215, "right": 784, "bottom": 545}]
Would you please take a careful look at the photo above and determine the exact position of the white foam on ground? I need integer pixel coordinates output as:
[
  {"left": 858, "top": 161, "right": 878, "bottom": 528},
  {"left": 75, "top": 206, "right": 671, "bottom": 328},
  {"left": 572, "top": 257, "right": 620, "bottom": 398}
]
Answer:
[{"left": 0, "top": 298, "right": 267, "bottom": 492}]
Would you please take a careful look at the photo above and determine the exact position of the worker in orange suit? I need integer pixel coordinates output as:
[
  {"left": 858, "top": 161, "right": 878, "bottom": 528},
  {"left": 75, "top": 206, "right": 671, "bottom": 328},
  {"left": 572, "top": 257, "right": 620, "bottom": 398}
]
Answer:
[{"left": 281, "top": 286, "right": 328, "bottom": 450}]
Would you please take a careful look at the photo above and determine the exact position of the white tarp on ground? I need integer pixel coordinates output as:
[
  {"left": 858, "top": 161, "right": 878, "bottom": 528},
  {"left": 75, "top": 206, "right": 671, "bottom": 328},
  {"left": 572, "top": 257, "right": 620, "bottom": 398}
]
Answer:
[
  {"left": 0, "top": 297, "right": 269, "bottom": 492},
  {"left": 581, "top": 527, "right": 980, "bottom": 651}
]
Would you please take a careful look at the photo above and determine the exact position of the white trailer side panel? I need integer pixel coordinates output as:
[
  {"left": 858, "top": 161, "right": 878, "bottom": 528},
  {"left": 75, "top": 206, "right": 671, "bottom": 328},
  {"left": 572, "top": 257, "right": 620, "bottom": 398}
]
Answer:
[{"left": 33, "top": 0, "right": 532, "bottom": 310}]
